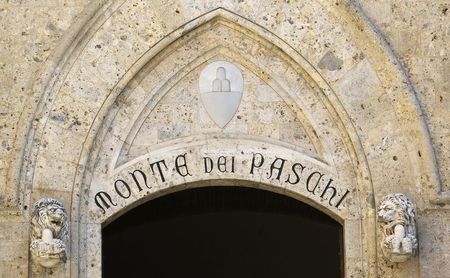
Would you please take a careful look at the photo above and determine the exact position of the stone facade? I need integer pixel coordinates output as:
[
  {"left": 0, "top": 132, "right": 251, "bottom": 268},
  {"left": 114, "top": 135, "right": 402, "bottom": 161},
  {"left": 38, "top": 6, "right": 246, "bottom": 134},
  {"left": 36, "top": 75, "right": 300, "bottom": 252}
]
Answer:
[{"left": 0, "top": 0, "right": 448, "bottom": 277}]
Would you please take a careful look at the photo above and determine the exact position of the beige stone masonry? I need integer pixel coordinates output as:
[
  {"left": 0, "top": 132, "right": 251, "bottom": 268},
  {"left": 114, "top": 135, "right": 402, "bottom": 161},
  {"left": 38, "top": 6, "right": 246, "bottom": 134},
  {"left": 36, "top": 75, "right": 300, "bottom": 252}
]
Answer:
[{"left": 0, "top": 0, "right": 448, "bottom": 277}]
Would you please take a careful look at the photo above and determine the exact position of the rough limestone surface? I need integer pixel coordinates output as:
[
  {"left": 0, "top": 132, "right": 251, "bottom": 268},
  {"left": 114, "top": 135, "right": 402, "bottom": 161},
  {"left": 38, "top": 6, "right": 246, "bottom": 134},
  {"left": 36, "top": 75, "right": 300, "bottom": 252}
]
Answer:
[{"left": 0, "top": 0, "right": 448, "bottom": 277}]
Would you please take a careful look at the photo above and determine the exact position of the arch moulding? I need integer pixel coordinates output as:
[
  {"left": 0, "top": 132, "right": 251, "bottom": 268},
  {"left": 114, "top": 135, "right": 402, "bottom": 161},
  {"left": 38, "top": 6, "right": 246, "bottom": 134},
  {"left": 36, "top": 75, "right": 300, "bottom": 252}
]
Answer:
[{"left": 73, "top": 10, "right": 373, "bottom": 276}]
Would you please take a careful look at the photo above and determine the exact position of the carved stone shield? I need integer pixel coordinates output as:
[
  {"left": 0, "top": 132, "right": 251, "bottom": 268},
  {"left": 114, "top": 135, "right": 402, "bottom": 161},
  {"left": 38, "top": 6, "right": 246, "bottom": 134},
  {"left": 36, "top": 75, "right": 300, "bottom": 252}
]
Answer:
[{"left": 199, "top": 61, "right": 244, "bottom": 128}]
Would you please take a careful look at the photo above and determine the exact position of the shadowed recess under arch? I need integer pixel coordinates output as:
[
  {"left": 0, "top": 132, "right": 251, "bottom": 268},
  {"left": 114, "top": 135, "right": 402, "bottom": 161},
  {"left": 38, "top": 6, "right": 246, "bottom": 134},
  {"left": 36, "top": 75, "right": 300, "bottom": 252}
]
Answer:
[{"left": 103, "top": 186, "right": 343, "bottom": 277}]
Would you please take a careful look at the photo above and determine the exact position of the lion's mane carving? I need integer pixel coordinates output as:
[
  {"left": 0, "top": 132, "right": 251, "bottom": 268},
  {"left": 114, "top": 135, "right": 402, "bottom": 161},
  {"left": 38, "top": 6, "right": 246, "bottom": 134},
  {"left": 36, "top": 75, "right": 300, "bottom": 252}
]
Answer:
[
  {"left": 378, "top": 193, "right": 417, "bottom": 262},
  {"left": 30, "top": 198, "right": 68, "bottom": 268}
]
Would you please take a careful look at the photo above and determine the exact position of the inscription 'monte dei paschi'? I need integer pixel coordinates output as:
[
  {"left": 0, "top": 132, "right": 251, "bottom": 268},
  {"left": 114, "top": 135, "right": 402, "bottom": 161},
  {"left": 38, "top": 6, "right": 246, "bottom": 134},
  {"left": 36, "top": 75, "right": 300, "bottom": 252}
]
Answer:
[{"left": 94, "top": 152, "right": 350, "bottom": 214}]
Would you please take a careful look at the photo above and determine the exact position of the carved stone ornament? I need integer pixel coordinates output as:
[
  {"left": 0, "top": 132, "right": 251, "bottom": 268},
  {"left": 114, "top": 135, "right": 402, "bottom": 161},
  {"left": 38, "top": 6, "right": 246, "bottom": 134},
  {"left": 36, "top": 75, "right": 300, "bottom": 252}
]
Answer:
[
  {"left": 30, "top": 198, "right": 68, "bottom": 268},
  {"left": 199, "top": 61, "right": 244, "bottom": 128},
  {"left": 377, "top": 193, "right": 418, "bottom": 262}
]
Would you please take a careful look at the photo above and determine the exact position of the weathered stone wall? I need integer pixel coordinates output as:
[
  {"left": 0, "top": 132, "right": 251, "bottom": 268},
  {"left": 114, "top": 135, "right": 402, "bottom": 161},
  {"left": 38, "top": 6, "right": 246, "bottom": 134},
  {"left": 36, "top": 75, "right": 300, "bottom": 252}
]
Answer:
[
  {"left": 358, "top": 2, "right": 449, "bottom": 276},
  {"left": 0, "top": 1, "right": 448, "bottom": 277},
  {"left": 1, "top": 2, "right": 90, "bottom": 276}
]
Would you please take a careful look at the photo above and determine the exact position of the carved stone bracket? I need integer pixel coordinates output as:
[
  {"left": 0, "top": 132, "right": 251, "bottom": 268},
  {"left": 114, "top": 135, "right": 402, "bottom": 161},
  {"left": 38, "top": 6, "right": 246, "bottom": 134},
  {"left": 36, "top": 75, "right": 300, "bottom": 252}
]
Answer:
[
  {"left": 377, "top": 193, "right": 418, "bottom": 262},
  {"left": 30, "top": 198, "right": 68, "bottom": 268}
]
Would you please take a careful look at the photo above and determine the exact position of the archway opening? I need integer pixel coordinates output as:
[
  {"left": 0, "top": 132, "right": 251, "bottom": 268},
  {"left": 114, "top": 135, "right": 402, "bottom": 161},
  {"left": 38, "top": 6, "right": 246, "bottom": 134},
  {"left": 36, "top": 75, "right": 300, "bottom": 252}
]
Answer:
[{"left": 102, "top": 186, "right": 343, "bottom": 277}]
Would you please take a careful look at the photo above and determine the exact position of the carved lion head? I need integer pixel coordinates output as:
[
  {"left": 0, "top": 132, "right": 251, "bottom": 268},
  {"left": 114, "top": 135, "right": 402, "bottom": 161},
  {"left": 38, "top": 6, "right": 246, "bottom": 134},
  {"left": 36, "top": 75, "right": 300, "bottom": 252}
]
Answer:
[
  {"left": 31, "top": 198, "right": 68, "bottom": 241},
  {"left": 378, "top": 193, "right": 416, "bottom": 230}
]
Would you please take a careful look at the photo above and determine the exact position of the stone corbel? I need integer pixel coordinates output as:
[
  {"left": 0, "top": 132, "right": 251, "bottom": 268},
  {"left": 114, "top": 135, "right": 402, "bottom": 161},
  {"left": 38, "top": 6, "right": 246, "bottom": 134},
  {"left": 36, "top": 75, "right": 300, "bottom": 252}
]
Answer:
[
  {"left": 30, "top": 198, "right": 68, "bottom": 268},
  {"left": 377, "top": 193, "right": 418, "bottom": 262}
]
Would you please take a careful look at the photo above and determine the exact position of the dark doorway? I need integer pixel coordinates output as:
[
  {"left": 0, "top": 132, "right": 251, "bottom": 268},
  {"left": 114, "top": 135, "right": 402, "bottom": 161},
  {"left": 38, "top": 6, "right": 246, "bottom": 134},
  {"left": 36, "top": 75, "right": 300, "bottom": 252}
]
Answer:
[{"left": 103, "top": 186, "right": 343, "bottom": 277}]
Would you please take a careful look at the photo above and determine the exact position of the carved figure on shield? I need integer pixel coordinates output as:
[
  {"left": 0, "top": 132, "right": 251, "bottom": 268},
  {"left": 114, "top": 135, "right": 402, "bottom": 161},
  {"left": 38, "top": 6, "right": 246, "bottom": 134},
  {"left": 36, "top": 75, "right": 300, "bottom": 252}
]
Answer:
[
  {"left": 30, "top": 198, "right": 68, "bottom": 268},
  {"left": 378, "top": 193, "right": 417, "bottom": 262}
]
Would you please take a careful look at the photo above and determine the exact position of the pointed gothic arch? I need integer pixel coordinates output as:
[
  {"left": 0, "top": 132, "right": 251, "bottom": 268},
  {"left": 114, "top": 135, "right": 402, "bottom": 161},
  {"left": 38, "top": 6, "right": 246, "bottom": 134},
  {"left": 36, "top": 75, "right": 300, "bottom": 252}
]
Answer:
[{"left": 70, "top": 9, "right": 373, "bottom": 277}]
